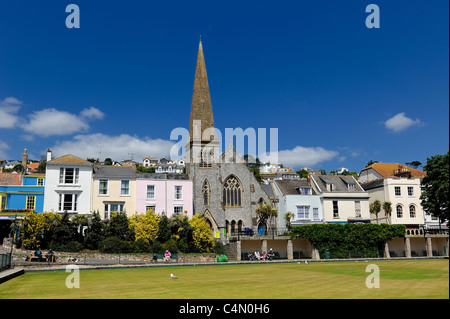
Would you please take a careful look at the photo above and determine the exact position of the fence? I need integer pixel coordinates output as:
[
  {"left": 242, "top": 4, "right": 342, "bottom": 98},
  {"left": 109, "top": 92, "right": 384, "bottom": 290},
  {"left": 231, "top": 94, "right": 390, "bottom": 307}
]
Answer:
[{"left": 0, "top": 252, "right": 12, "bottom": 271}]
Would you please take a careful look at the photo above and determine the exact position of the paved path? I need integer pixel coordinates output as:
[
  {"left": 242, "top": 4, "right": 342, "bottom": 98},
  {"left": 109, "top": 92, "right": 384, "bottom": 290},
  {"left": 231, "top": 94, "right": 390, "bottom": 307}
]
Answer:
[{"left": 0, "top": 268, "right": 24, "bottom": 284}]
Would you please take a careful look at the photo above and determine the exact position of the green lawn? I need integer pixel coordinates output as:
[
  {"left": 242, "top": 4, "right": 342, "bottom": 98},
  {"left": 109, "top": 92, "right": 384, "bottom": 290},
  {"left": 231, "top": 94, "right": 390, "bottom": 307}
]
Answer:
[{"left": 0, "top": 259, "right": 448, "bottom": 299}]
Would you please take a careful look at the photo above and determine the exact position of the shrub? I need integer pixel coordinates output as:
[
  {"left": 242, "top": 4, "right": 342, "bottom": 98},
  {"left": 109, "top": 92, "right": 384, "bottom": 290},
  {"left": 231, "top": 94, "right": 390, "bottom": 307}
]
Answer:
[
  {"left": 51, "top": 240, "right": 84, "bottom": 252},
  {"left": 99, "top": 236, "right": 132, "bottom": 254}
]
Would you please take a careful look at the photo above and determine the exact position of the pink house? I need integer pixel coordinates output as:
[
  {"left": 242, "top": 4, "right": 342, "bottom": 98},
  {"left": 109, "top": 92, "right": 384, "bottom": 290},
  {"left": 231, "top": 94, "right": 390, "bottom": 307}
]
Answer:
[{"left": 136, "top": 173, "right": 193, "bottom": 218}]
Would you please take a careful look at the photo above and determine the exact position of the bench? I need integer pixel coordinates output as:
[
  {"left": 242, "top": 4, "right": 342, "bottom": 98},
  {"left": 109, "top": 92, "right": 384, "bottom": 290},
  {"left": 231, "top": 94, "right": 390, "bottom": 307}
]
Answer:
[{"left": 155, "top": 253, "right": 178, "bottom": 262}]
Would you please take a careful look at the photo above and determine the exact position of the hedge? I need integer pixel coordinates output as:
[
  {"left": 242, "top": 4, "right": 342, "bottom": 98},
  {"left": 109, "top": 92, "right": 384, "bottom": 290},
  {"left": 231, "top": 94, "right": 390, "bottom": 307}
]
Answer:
[{"left": 290, "top": 223, "right": 405, "bottom": 258}]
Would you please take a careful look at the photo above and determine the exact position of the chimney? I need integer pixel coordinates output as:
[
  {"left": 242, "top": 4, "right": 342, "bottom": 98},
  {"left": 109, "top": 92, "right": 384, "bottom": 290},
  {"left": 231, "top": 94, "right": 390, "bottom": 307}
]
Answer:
[
  {"left": 22, "top": 148, "right": 28, "bottom": 173},
  {"left": 47, "top": 149, "right": 52, "bottom": 162}
]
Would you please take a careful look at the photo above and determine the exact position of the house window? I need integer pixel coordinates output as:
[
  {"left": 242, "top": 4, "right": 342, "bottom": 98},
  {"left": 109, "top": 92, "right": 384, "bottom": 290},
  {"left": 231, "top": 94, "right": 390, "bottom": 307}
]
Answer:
[
  {"left": 347, "top": 183, "right": 355, "bottom": 190},
  {"left": 59, "top": 167, "right": 79, "bottom": 184},
  {"left": 99, "top": 180, "right": 109, "bottom": 196},
  {"left": 121, "top": 180, "right": 130, "bottom": 196},
  {"left": 409, "top": 205, "right": 416, "bottom": 218},
  {"left": 203, "top": 180, "right": 210, "bottom": 206},
  {"left": 174, "top": 205, "right": 184, "bottom": 215},
  {"left": 58, "top": 193, "right": 77, "bottom": 212},
  {"left": 26, "top": 196, "right": 36, "bottom": 210},
  {"left": 147, "top": 185, "right": 155, "bottom": 199},
  {"left": 313, "top": 208, "right": 319, "bottom": 219},
  {"left": 223, "top": 175, "right": 242, "bottom": 207},
  {"left": 296, "top": 206, "right": 310, "bottom": 219},
  {"left": 37, "top": 178, "right": 44, "bottom": 186},
  {"left": 407, "top": 186, "right": 414, "bottom": 197},
  {"left": 355, "top": 201, "right": 361, "bottom": 217},
  {"left": 396, "top": 205, "right": 403, "bottom": 218},
  {"left": 174, "top": 186, "right": 183, "bottom": 200},
  {"left": 395, "top": 186, "right": 401, "bottom": 197},
  {"left": 333, "top": 201, "right": 339, "bottom": 218},
  {"left": 104, "top": 202, "right": 124, "bottom": 219}
]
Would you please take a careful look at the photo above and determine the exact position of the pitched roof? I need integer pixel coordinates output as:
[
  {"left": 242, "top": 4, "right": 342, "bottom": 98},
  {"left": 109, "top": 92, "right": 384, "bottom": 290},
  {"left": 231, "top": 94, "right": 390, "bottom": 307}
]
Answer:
[
  {"left": 0, "top": 173, "right": 22, "bottom": 185},
  {"left": 274, "top": 179, "right": 317, "bottom": 195},
  {"left": 311, "top": 175, "right": 364, "bottom": 193},
  {"left": 361, "top": 163, "right": 426, "bottom": 178},
  {"left": 48, "top": 154, "right": 92, "bottom": 165},
  {"left": 93, "top": 165, "right": 136, "bottom": 178}
]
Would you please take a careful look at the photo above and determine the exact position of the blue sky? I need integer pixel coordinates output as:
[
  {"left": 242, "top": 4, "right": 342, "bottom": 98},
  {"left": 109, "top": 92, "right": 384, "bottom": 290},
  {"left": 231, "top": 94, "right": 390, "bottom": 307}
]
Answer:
[{"left": 0, "top": 0, "right": 448, "bottom": 173}]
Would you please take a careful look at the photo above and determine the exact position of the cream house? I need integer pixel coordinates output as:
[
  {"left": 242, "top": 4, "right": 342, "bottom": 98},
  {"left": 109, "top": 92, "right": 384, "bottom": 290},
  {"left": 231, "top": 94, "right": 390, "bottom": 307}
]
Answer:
[
  {"left": 359, "top": 163, "right": 426, "bottom": 228},
  {"left": 361, "top": 177, "right": 425, "bottom": 226},
  {"left": 91, "top": 166, "right": 137, "bottom": 219},
  {"left": 310, "top": 175, "right": 371, "bottom": 224}
]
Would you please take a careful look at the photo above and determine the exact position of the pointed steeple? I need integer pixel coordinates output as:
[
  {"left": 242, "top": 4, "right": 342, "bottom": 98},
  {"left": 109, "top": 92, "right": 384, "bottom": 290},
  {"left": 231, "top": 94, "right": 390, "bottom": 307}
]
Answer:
[{"left": 189, "top": 40, "right": 216, "bottom": 142}]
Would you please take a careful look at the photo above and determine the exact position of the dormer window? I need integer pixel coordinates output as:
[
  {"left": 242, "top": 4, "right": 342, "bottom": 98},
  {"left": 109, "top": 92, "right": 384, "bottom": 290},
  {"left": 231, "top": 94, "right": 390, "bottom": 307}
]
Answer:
[
  {"left": 326, "top": 183, "right": 334, "bottom": 191},
  {"left": 347, "top": 183, "right": 355, "bottom": 190}
]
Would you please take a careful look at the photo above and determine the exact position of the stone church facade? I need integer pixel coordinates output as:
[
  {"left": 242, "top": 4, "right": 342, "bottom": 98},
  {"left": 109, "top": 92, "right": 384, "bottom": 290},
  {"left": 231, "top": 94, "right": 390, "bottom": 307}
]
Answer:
[{"left": 185, "top": 41, "right": 272, "bottom": 242}]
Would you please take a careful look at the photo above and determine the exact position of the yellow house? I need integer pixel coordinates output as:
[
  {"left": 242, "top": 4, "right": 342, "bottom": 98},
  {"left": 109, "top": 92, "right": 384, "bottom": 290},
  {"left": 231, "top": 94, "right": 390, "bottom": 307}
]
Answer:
[{"left": 91, "top": 166, "right": 136, "bottom": 219}]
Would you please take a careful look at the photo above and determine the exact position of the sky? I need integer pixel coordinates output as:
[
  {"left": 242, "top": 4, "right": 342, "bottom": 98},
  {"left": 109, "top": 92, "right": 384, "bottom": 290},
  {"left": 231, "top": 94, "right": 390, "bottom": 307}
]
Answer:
[{"left": 0, "top": 0, "right": 448, "bottom": 173}]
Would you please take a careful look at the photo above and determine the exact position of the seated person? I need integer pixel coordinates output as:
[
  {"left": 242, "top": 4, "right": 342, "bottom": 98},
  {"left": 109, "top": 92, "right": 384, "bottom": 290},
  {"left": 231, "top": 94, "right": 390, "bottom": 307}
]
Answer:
[
  {"left": 254, "top": 251, "right": 261, "bottom": 260},
  {"left": 247, "top": 252, "right": 254, "bottom": 261},
  {"left": 262, "top": 251, "right": 267, "bottom": 260},
  {"left": 268, "top": 248, "right": 274, "bottom": 261},
  {"left": 34, "top": 248, "right": 43, "bottom": 261},
  {"left": 45, "top": 249, "right": 55, "bottom": 262},
  {"left": 163, "top": 250, "right": 171, "bottom": 262}
]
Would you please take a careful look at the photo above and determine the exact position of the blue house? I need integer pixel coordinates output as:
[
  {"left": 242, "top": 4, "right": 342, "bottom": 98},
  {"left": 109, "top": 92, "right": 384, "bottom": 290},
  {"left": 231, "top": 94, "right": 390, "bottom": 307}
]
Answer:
[{"left": 0, "top": 173, "right": 45, "bottom": 215}]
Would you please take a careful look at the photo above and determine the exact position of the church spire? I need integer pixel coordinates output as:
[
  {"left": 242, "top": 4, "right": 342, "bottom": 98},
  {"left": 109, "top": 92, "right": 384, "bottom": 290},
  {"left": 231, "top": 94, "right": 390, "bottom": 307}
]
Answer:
[{"left": 189, "top": 40, "right": 216, "bottom": 142}]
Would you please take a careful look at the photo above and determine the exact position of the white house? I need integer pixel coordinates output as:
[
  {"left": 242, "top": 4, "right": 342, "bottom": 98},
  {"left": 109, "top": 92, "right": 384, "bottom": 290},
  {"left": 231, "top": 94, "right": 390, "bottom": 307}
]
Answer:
[
  {"left": 310, "top": 175, "right": 371, "bottom": 224},
  {"left": 272, "top": 179, "right": 324, "bottom": 232},
  {"left": 43, "top": 151, "right": 93, "bottom": 216}
]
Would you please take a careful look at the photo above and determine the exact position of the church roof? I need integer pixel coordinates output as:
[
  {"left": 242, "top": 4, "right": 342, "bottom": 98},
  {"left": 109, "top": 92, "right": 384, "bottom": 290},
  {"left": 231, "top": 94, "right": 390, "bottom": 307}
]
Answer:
[{"left": 189, "top": 40, "right": 217, "bottom": 142}]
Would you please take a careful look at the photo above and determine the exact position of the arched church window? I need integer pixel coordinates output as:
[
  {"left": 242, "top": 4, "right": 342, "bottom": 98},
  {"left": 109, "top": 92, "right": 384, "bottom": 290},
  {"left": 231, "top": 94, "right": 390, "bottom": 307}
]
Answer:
[
  {"left": 223, "top": 175, "right": 242, "bottom": 207},
  {"left": 203, "top": 180, "right": 210, "bottom": 206}
]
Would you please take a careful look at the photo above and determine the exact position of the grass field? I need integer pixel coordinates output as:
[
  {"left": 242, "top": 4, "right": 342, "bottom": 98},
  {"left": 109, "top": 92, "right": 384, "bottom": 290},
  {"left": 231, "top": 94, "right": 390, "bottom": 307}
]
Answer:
[{"left": 0, "top": 259, "right": 448, "bottom": 299}]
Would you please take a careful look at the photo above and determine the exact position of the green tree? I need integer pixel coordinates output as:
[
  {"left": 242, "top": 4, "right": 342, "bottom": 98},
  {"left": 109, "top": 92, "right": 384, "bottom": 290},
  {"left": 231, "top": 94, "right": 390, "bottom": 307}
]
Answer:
[
  {"left": 256, "top": 203, "right": 278, "bottom": 235},
  {"left": 369, "top": 200, "right": 382, "bottom": 224},
  {"left": 85, "top": 211, "right": 106, "bottom": 250},
  {"left": 366, "top": 160, "right": 378, "bottom": 167},
  {"left": 420, "top": 152, "right": 449, "bottom": 224},
  {"left": 382, "top": 201, "right": 392, "bottom": 224},
  {"left": 405, "top": 161, "right": 422, "bottom": 169},
  {"left": 284, "top": 211, "right": 294, "bottom": 232},
  {"left": 105, "top": 212, "right": 133, "bottom": 240},
  {"left": 297, "top": 169, "right": 309, "bottom": 179},
  {"left": 157, "top": 214, "right": 171, "bottom": 243}
]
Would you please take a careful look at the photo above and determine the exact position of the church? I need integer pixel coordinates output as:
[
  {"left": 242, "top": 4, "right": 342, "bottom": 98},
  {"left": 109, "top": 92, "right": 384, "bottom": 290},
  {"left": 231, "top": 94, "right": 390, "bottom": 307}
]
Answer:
[{"left": 185, "top": 40, "right": 273, "bottom": 242}]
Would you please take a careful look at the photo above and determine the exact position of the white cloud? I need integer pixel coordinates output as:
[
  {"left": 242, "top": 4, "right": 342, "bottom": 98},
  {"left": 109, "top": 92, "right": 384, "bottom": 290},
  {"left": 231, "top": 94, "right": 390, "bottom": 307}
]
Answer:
[
  {"left": 0, "top": 96, "right": 22, "bottom": 128},
  {"left": 384, "top": 112, "right": 421, "bottom": 133},
  {"left": 21, "top": 108, "right": 90, "bottom": 137},
  {"left": 265, "top": 145, "right": 339, "bottom": 169},
  {"left": 50, "top": 133, "right": 175, "bottom": 162},
  {"left": 80, "top": 107, "right": 105, "bottom": 120},
  {"left": 21, "top": 107, "right": 104, "bottom": 137}
]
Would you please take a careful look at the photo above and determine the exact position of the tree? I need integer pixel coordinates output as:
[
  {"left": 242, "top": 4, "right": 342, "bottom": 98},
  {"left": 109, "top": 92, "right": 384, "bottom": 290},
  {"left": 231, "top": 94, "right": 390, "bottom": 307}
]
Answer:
[
  {"left": 369, "top": 200, "right": 382, "bottom": 224},
  {"left": 297, "top": 169, "right": 309, "bottom": 179},
  {"left": 256, "top": 203, "right": 278, "bottom": 235},
  {"left": 105, "top": 212, "right": 133, "bottom": 240},
  {"left": 284, "top": 212, "right": 294, "bottom": 232},
  {"left": 129, "top": 209, "right": 161, "bottom": 245},
  {"left": 420, "top": 152, "right": 449, "bottom": 224},
  {"left": 157, "top": 214, "right": 171, "bottom": 243},
  {"left": 85, "top": 210, "right": 106, "bottom": 250},
  {"left": 21, "top": 211, "right": 47, "bottom": 249},
  {"left": 382, "top": 201, "right": 392, "bottom": 224},
  {"left": 366, "top": 160, "right": 378, "bottom": 167},
  {"left": 189, "top": 214, "right": 215, "bottom": 252},
  {"left": 405, "top": 161, "right": 422, "bottom": 169}
]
